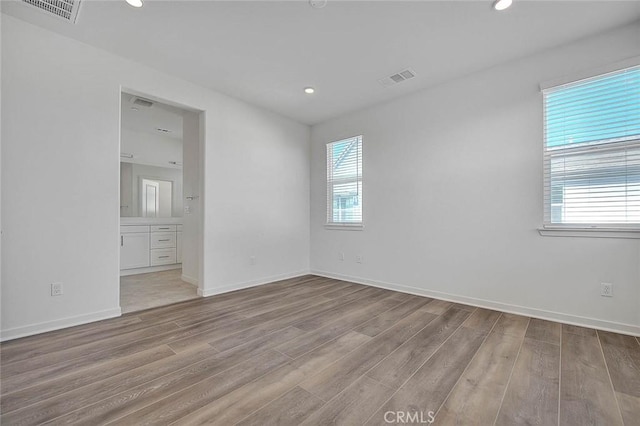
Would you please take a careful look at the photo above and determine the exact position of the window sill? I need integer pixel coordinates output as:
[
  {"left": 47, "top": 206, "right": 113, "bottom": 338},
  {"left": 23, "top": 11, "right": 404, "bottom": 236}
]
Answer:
[
  {"left": 538, "top": 226, "right": 640, "bottom": 239},
  {"left": 325, "top": 223, "right": 364, "bottom": 231}
]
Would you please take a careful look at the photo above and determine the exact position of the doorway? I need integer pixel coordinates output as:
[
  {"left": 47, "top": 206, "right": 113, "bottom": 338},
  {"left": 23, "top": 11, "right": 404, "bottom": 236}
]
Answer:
[{"left": 119, "top": 91, "right": 203, "bottom": 313}]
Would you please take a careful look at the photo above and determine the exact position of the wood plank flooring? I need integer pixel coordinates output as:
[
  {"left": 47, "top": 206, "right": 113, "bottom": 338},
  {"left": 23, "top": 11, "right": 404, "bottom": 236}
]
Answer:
[{"left": 1, "top": 275, "right": 638, "bottom": 425}]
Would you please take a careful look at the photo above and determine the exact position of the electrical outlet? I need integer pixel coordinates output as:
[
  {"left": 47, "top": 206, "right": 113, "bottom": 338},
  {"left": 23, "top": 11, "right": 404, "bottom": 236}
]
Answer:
[
  {"left": 250, "top": 256, "right": 256, "bottom": 266},
  {"left": 51, "top": 282, "right": 63, "bottom": 296},
  {"left": 339, "top": 252, "right": 345, "bottom": 261},
  {"left": 356, "top": 255, "right": 363, "bottom": 264},
  {"left": 601, "top": 283, "right": 613, "bottom": 297}
]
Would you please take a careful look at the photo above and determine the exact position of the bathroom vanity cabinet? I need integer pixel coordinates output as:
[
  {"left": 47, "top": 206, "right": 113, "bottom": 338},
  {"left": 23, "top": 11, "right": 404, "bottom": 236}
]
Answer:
[{"left": 120, "top": 224, "right": 183, "bottom": 273}]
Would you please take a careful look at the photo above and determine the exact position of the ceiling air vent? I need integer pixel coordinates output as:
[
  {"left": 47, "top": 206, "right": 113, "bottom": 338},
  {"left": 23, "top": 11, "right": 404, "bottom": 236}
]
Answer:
[
  {"left": 22, "top": 0, "right": 82, "bottom": 24},
  {"left": 131, "top": 97, "right": 154, "bottom": 108},
  {"left": 378, "top": 68, "right": 417, "bottom": 87}
]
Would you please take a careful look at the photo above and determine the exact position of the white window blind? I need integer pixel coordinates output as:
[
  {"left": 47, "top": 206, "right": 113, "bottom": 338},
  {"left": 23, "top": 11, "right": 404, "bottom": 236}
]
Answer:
[
  {"left": 543, "top": 65, "right": 640, "bottom": 228},
  {"left": 327, "top": 136, "right": 362, "bottom": 226}
]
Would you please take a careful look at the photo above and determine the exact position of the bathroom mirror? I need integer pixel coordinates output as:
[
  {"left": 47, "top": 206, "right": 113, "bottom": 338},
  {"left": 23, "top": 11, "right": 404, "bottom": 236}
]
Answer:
[
  {"left": 120, "top": 92, "right": 184, "bottom": 218},
  {"left": 120, "top": 162, "right": 183, "bottom": 217}
]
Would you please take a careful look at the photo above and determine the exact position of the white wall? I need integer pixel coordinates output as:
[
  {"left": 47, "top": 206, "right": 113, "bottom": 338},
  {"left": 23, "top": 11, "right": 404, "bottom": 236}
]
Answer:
[
  {"left": 0, "top": 15, "right": 310, "bottom": 340},
  {"left": 310, "top": 23, "right": 640, "bottom": 335},
  {"left": 0, "top": 13, "right": 3, "bottom": 334},
  {"left": 181, "top": 111, "right": 203, "bottom": 285},
  {"left": 202, "top": 96, "right": 311, "bottom": 295},
  {"left": 121, "top": 127, "right": 183, "bottom": 168}
]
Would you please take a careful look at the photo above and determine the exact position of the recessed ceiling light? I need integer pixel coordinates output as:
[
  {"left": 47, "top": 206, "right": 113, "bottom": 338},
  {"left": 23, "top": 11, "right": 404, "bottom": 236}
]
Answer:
[
  {"left": 309, "top": 0, "right": 327, "bottom": 9},
  {"left": 304, "top": 87, "right": 315, "bottom": 94},
  {"left": 126, "top": 0, "right": 143, "bottom": 8},
  {"left": 493, "top": 0, "right": 512, "bottom": 11}
]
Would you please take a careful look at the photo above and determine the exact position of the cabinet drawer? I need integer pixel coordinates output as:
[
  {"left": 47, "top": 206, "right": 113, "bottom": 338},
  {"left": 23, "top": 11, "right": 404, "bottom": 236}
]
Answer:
[
  {"left": 151, "top": 225, "right": 176, "bottom": 233},
  {"left": 120, "top": 225, "right": 150, "bottom": 234},
  {"left": 176, "top": 225, "right": 183, "bottom": 232},
  {"left": 150, "top": 248, "right": 177, "bottom": 266},
  {"left": 150, "top": 232, "right": 176, "bottom": 249}
]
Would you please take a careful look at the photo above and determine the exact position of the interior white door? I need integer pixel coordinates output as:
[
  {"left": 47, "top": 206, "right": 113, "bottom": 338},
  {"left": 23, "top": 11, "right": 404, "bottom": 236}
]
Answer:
[{"left": 142, "top": 179, "right": 160, "bottom": 218}]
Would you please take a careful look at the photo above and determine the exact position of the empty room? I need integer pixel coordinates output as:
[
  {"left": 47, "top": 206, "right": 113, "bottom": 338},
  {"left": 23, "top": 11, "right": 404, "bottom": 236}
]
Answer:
[{"left": 1, "top": 0, "right": 639, "bottom": 425}]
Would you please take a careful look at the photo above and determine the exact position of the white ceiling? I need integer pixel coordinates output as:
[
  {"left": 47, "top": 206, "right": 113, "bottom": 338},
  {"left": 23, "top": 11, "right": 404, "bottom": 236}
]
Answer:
[
  {"left": 3, "top": 1, "right": 640, "bottom": 125},
  {"left": 121, "top": 93, "right": 184, "bottom": 139}
]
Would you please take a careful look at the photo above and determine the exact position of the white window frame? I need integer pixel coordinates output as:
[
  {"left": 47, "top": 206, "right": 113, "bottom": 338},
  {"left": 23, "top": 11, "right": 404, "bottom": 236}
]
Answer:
[
  {"left": 326, "top": 135, "right": 363, "bottom": 230},
  {"left": 539, "top": 59, "right": 640, "bottom": 239}
]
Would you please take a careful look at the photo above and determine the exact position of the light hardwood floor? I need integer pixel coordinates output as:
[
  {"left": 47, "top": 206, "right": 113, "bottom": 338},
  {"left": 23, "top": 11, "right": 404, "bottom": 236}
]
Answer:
[
  {"left": 120, "top": 269, "right": 199, "bottom": 313},
  {"left": 1, "top": 275, "right": 638, "bottom": 425}
]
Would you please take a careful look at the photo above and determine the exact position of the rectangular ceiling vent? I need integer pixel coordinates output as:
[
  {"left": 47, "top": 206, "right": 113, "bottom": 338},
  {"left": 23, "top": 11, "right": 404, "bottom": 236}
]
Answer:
[
  {"left": 378, "top": 68, "right": 417, "bottom": 87},
  {"left": 132, "top": 97, "right": 155, "bottom": 108},
  {"left": 22, "top": 0, "right": 82, "bottom": 24}
]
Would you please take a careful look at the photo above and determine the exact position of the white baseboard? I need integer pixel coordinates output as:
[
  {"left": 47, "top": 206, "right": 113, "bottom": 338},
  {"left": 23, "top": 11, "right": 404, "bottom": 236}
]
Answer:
[
  {"left": 0, "top": 308, "right": 122, "bottom": 342},
  {"left": 6, "top": 270, "right": 635, "bottom": 341},
  {"left": 198, "top": 270, "right": 310, "bottom": 298},
  {"left": 120, "top": 264, "right": 181, "bottom": 276},
  {"left": 311, "top": 270, "right": 640, "bottom": 337},
  {"left": 181, "top": 274, "right": 199, "bottom": 287}
]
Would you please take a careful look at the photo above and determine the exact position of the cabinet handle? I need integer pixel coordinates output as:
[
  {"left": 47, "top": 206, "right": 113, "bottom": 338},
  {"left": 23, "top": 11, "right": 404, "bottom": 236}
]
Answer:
[
  {"left": 159, "top": 256, "right": 170, "bottom": 259},
  {"left": 158, "top": 239, "right": 170, "bottom": 242},
  {"left": 121, "top": 236, "right": 123, "bottom": 247},
  {"left": 158, "top": 227, "right": 170, "bottom": 230}
]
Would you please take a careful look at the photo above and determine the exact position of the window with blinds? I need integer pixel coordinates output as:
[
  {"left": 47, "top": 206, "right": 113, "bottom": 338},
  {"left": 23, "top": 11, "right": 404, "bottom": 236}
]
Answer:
[
  {"left": 327, "top": 136, "right": 363, "bottom": 226},
  {"left": 543, "top": 65, "right": 640, "bottom": 228}
]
